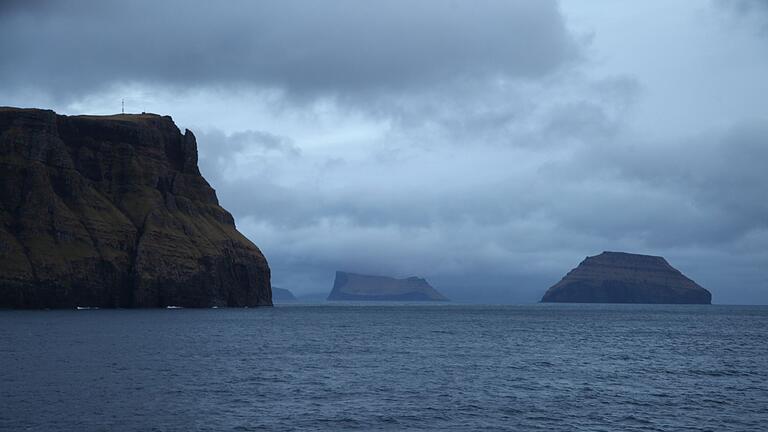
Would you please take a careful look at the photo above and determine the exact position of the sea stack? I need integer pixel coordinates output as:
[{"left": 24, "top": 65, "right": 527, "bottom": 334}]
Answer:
[
  {"left": 541, "top": 251, "right": 711, "bottom": 304},
  {"left": 328, "top": 271, "right": 448, "bottom": 301},
  {"left": 0, "top": 107, "right": 271, "bottom": 308}
]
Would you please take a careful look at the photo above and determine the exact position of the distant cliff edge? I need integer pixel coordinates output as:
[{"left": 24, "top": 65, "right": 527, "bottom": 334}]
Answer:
[
  {"left": 0, "top": 107, "right": 271, "bottom": 308},
  {"left": 272, "top": 287, "right": 297, "bottom": 303},
  {"left": 328, "top": 271, "right": 448, "bottom": 301},
  {"left": 541, "top": 251, "right": 711, "bottom": 304}
]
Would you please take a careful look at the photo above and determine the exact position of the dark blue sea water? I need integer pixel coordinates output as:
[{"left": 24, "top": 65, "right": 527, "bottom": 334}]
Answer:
[{"left": 1, "top": 304, "right": 767, "bottom": 431}]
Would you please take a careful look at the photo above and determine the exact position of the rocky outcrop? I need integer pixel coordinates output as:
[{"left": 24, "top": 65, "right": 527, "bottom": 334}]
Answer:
[
  {"left": 328, "top": 271, "right": 448, "bottom": 301},
  {"left": 272, "top": 287, "right": 297, "bottom": 303},
  {"left": 541, "top": 251, "right": 711, "bottom": 304},
  {"left": 0, "top": 107, "right": 271, "bottom": 308}
]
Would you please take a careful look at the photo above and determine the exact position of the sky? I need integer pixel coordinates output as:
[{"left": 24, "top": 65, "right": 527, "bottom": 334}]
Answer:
[{"left": 1, "top": 0, "right": 766, "bottom": 303}]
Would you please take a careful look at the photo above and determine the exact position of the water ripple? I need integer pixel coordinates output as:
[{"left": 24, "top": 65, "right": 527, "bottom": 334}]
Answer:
[{"left": 1, "top": 304, "right": 767, "bottom": 431}]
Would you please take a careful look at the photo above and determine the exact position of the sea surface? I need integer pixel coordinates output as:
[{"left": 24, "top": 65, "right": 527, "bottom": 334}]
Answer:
[{"left": 1, "top": 304, "right": 767, "bottom": 431}]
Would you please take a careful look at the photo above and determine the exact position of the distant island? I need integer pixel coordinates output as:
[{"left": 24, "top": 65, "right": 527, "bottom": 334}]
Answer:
[
  {"left": 328, "top": 271, "right": 448, "bottom": 301},
  {"left": 541, "top": 251, "right": 711, "bottom": 304},
  {"left": 272, "top": 287, "right": 297, "bottom": 303},
  {"left": 0, "top": 107, "right": 271, "bottom": 308}
]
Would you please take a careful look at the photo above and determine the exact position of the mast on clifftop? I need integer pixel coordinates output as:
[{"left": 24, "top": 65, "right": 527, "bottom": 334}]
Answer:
[{"left": 121, "top": 98, "right": 124, "bottom": 114}]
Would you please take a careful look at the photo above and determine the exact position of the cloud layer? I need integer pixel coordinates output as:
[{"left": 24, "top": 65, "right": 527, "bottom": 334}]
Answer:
[
  {"left": 1, "top": 1, "right": 767, "bottom": 303},
  {"left": 0, "top": 0, "right": 577, "bottom": 98}
]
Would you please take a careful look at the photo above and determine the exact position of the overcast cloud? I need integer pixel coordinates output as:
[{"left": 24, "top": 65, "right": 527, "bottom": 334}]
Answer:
[
  {"left": 1, "top": 1, "right": 766, "bottom": 303},
  {"left": 0, "top": 0, "right": 577, "bottom": 97}
]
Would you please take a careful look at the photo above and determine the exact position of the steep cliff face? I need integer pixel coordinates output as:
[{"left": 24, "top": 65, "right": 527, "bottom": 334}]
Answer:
[
  {"left": 328, "top": 271, "right": 448, "bottom": 301},
  {"left": 0, "top": 107, "right": 271, "bottom": 308},
  {"left": 541, "top": 251, "right": 711, "bottom": 304}
]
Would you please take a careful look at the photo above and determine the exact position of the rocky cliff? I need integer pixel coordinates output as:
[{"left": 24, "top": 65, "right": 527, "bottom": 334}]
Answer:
[
  {"left": 0, "top": 107, "right": 271, "bottom": 308},
  {"left": 328, "top": 271, "right": 448, "bottom": 301},
  {"left": 541, "top": 251, "right": 711, "bottom": 304}
]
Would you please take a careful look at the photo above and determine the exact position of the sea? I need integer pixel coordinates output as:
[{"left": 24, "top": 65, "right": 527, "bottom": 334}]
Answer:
[{"left": 1, "top": 304, "right": 767, "bottom": 431}]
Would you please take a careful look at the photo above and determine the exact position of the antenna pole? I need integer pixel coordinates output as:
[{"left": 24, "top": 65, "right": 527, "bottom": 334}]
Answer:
[{"left": 122, "top": 98, "right": 124, "bottom": 114}]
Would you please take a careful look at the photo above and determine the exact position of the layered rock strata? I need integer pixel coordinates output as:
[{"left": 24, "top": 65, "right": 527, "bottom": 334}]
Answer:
[
  {"left": 328, "top": 271, "right": 448, "bottom": 301},
  {"left": 541, "top": 251, "right": 711, "bottom": 304},
  {"left": 0, "top": 107, "right": 271, "bottom": 308}
]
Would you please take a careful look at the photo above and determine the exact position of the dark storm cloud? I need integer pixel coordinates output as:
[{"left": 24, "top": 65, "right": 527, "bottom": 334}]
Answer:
[{"left": 0, "top": 0, "right": 578, "bottom": 99}]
